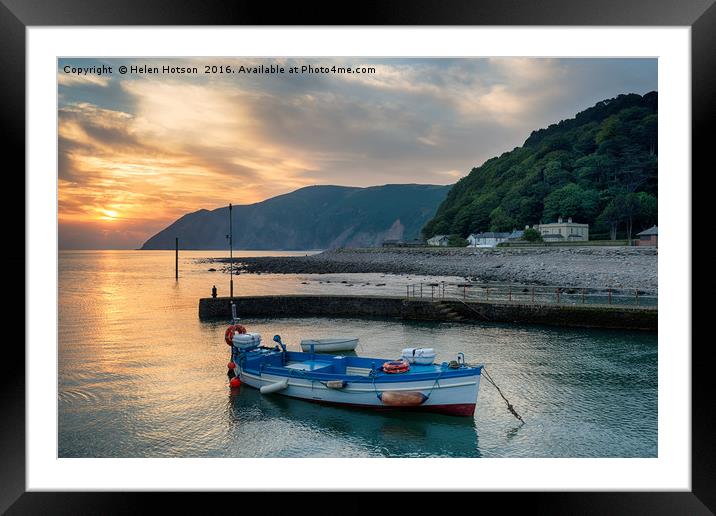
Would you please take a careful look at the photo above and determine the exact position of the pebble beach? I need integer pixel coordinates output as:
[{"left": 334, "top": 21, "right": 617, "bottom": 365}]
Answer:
[{"left": 207, "top": 246, "right": 658, "bottom": 290}]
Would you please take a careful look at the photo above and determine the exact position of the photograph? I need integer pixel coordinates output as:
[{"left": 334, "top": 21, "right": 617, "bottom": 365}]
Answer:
[
  {"left": 57, "top": 56, "right": 659, "bottom": 459},
  {"left": 5, "top": 2, "right": 709, "bottom": 509}
]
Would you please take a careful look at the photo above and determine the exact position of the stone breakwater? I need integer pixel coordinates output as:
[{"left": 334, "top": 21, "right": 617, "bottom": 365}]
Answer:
[
  {"left": 206, "top": 246, "right": 657, "bottom": 290},
  {"left": 199, "top": 295, "right": 657, "bottom": 331}
]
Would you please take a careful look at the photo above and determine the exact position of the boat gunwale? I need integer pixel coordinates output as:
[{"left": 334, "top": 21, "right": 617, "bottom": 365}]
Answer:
[
  {"left": 240, "top": 359, "right": 482, "bottom": 384},
  {"left": 239, "top": 369, "right": 479, "bottom": 392}
]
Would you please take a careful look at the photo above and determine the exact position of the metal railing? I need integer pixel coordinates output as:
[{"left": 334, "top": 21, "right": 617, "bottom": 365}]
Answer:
[{"left": 405, "top": 281, "right": 657, "bottom": 308}]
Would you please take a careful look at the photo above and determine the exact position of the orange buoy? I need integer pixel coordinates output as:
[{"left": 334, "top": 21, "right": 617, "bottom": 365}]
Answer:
[
  {"left": 382, "top": 359, "right": 410, "bottom": 374},
  {"left": 229, "top": 377, "right": 241, "bottom": 388},
  {"left": 227, "top": 361, "right": 236, "bottom": 369},
  {"left": 224, "top": 324, "right": 247, "bottom": 345}
]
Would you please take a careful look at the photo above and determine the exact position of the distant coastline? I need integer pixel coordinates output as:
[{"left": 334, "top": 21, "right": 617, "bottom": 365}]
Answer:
[{"left": 57, "top": 248, "right": 325, "bottom": 253}]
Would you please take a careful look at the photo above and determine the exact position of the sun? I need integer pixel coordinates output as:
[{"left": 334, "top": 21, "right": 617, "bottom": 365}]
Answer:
[{"left": 99, "top": 209, "right": 120, "bottom": 221}]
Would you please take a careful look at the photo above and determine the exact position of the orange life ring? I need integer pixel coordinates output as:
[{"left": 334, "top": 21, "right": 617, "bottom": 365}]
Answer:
[
  {"left": 225, "top": 324, "right": 247, "bottom": 345},
  {"left": 382, "top": 359, "right": 410, "bottom": 374}
]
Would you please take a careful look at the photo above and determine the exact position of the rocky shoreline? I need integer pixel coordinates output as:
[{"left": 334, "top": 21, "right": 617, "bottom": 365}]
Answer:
[{"left": 204, "top": 246, "right": 657, "bottom": 290}]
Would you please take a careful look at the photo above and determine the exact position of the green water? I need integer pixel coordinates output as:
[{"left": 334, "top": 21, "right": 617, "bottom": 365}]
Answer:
[{"left": 58, "top": 250, "right": 657, "bottom": 457}]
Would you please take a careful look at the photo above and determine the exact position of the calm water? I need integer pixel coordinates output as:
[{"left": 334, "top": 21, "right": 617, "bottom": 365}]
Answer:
[{"left": 58, "top": 250, "right": 657, "bottom": 457}]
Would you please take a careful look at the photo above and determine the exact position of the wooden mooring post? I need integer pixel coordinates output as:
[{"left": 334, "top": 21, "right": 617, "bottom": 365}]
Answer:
[
  {"left": 229, "top": 203, "right": 234, "bottom": 299},
  {"left": 175, "top": 237, "right": 179, "bottom": 280}
]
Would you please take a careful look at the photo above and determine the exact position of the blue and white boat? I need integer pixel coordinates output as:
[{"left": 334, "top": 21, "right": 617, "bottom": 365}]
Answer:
[{"left": 226, "top": 328, "right": 483, "bottom": 417}]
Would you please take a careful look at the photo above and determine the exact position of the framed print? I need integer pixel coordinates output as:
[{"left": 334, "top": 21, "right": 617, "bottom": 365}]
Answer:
[{"left": 4, "top": 0, "right": 713, "bottom": 513}]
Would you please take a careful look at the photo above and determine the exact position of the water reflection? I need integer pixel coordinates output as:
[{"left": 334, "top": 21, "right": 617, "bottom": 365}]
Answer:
[
  {"left": 59, "top": 250, "right": 657, "bottom": 458},
  {"left": 227, "top": 386, "right": 480, "bottom": 457}
]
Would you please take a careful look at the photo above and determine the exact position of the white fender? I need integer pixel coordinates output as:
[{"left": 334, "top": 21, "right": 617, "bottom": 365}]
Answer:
[{"left": 260, "top": 378, "right": 289, "bottom": 394}]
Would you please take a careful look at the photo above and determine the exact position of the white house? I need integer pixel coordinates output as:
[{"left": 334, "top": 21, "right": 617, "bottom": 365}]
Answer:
[
  {"left": 533, "top": 217, "right": 589, "bottom": 241},
  {"left": 427, "top": 234, "right": 450, "bottom": 246},
  {"left": 467, "top": 231, "right": 510, "bottom": 247}
]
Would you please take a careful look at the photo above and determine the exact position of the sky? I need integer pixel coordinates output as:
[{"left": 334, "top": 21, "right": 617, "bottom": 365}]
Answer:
[{"left": 57, "top": 57, "right": 657, "bottom": 249}]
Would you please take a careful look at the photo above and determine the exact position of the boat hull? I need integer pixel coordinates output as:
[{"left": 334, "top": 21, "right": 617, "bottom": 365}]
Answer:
[{"left": 236, "top": 366, "right": 481, "bottom": 417}]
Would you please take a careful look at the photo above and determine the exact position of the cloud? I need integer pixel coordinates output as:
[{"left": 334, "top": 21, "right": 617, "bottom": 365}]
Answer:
[
  {"left": 57, "top": 57, "right": 657, "bottom": 248},
  {"left": 58, "top": 74, "right": 111, "bottom": 88}
]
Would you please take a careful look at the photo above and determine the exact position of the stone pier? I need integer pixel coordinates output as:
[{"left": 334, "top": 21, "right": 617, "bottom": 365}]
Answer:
[{"left": 199, "top": 295, "right": 657, "bottom": 332}]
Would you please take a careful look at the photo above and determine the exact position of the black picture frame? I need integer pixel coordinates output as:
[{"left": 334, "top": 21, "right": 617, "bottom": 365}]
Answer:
[{"left": 3, "top": 0, "right": 712, "bottom": 513}]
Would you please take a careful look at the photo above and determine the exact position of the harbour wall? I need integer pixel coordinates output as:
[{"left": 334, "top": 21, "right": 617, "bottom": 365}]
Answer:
[{"left": 199, "top": 295, "right": 657, "bottom": 332}]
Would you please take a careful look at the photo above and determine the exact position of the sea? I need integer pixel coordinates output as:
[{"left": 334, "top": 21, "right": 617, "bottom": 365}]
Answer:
[{"left": 58, "top": 250, "right": 657, "bottom": 458}]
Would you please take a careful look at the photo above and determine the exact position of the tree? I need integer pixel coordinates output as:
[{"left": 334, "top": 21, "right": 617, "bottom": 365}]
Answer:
[
  {"left": 489, "top": 206, "right": 517, "bottom": 232},
  {"left": 543, "top": 183, "right": 600, "bottom": 222},
  {"left": 619, "top": 192, "right": 641, "bottom": 242},
  {"left": 640, "top": 113, "right": 658, "bottom": 156},
  {"left": 543, "top": 159, "right": 571, "bottom": 186},
  {"left": 634, "top": 192, "right": 657, "bottom": 230},
  {"left": 574, "top": 154, "right": 615, "bottom": 188},
  {"left": 595, "top": 115, "right": 621, "bottom": 146},
  {"left": 453, "top": 192, "right": 500, "bottom": 236},
  {"left": 523, "top": 228, "right": 543, "bottom": 242},
  {"left": 597, "top": 199, "right": 622, "bottom": 240},
  {"left": 447, "top": 234, "right": 468, "bottom": 247}
]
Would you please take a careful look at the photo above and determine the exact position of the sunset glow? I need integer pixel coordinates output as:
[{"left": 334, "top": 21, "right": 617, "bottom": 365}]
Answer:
[
  {"left": 58, "top": 57, "right": 657, "bottom": 249},
  {"left": 99, "top": 209, "right": 119, "bottom": 220}
]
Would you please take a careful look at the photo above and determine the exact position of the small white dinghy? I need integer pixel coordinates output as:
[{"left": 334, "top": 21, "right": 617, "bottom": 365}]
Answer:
[{"left": 300, "top": 337, "right": 359, "bottom": 353}]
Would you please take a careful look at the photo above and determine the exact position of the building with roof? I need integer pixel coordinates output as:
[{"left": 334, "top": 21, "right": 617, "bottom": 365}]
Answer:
[
  {"left": 427, "top": 235, "right": 450, "bottom": 246},
  {"left": 636, "top": 225, "right": 658, "bottom": 246},
  {"left": 533, "top": 217, "right": 589, "bottom": 241},
  {"left": 467, "top": 231, "right": 510, "bottom": 247},
  {"left": 506, "top": 229, "right": 525, "bottom": 241}
]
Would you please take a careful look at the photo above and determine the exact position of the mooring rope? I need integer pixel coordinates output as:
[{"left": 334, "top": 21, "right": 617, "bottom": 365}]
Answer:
[
  {"left": 372, "top": 376, "right": 381, "bottom": 400},
  {"left": 481, "top": 367, "right": 525, "bottom": 424},
  {"left": 423, "top": 370, "right": 443, "bottom": 400}
]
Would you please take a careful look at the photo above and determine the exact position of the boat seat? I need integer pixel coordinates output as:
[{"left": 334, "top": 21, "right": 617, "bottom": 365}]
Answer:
[
  {"left": 345, "top": 366, "right": 372, "bottom": 377},
  {"left": 285, "top": 361, "right": 332, "bottom": 373}
]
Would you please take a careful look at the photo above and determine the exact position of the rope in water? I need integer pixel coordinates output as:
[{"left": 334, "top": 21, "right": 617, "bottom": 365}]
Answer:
[{"left": 481, "top": 367, "right": 525, "bottom": 424}]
